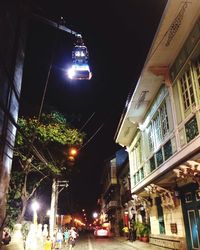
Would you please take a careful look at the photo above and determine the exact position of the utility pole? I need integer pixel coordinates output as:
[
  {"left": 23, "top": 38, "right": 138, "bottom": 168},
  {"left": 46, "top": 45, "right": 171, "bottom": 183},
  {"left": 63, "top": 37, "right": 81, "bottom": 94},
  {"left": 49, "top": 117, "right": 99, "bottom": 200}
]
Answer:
[
  {"left": 49, "top": 179, "right": 69, "bottom": 237},
  {"left": 49, "top": 179, "right": 57, "bottom": 238}
]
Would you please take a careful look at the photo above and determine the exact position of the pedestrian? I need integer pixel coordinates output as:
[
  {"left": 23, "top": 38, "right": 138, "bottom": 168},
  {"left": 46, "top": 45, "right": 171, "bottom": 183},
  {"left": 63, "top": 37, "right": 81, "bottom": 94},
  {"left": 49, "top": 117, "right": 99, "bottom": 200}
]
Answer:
[
  {"left": 69, "top": 227, "right": 78, "bottom": 240},
  {"left": 44, "top": 236, "right": 52, "bottom": 250},
  {"left": 56, "top": 229, "right": 63, "bottom": 249},
  {"left": 68, "top": 227, "right": 78, "bottom": 249},
  {"left": 68, "top": 236, "right": 76, "bottom": 250},
  {"left": 63, "top": 228, "right": 70, "bottom": 246}
]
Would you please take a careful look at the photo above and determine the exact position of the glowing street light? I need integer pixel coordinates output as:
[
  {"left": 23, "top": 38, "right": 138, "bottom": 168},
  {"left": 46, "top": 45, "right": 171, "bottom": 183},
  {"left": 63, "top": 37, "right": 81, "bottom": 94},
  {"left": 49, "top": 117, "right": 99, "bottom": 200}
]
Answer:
[
  {"left": 67, "top": 35, "right": 92, "bottom": 80},
  {"left": 31, "top": 200, "right": 40, "bottom": 225},
  {"left": 93, "top": 212, "right": 98, "bottom": 219},
  {"left": 67, "top": 147, "right": 78, "bottom": 163},
  {"left": 69, "top": 147, "right": 78, "bottom": 156}
]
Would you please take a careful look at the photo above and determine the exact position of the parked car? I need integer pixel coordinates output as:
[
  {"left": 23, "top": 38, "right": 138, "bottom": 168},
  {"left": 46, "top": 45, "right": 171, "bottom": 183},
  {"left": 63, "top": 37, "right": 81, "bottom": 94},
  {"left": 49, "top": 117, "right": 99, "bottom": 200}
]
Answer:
[{"left": 94, "top": 226, "right": 110, "bottom": 237}]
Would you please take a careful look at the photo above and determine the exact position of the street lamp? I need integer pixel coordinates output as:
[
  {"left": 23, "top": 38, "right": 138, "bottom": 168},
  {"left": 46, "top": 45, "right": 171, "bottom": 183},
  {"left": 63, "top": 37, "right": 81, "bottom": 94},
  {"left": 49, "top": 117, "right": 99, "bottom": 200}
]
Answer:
[
  {"left": 93, "top": 212, "right": 98, "bottom": 219},
  {"left": 67, "top": 34, "right": 92, "bottom": 80},
  {"left": 33, "top": 15, "right": 92, "bottom": 81},
  {"left": 32, "top": 15, "right": 92, "bottom": 237},
  {"left": 31, "top": 200, "right": 39, "bottom": 225}
]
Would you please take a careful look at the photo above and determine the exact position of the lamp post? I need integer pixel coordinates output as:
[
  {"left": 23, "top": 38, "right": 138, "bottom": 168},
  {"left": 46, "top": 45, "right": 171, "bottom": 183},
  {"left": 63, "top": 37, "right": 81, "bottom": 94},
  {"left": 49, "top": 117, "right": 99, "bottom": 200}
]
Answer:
[
  {"left": 31, "top": 200, "right": 39, "bottom": 225},
  {"left": 31, "top": 15, "right": 92, "bottom": 237},
  {"left": 49, "top": 179, "right": 69, "bottom": 237}
]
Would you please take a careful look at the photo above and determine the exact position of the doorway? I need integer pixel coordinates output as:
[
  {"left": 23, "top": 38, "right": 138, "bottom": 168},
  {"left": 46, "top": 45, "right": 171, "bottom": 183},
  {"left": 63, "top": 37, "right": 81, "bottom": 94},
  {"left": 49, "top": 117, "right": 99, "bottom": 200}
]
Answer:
[{"left": 181, "top": 184, "right": 200, "bottom": 250}]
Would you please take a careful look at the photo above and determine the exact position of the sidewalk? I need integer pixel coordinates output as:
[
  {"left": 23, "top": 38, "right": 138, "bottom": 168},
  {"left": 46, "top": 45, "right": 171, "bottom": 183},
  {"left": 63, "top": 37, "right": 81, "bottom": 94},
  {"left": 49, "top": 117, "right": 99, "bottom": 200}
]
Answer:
[{"left": 116, "top": 236, "right": 168, "bottom": 250}]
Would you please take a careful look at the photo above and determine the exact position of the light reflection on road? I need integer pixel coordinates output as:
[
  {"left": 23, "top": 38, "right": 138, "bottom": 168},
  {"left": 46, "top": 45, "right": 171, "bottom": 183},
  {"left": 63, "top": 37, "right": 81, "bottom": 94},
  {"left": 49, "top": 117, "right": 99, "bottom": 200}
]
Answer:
[{"left": 62, "top": 234, "right": 136, "bottom": 250}]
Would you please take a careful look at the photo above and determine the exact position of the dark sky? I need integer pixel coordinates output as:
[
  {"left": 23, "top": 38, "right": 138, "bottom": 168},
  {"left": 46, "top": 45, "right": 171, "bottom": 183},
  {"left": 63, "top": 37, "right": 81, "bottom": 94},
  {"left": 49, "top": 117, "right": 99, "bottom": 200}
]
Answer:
[{"left": 19, "top": 0, "right": 167, "bottom": 217}]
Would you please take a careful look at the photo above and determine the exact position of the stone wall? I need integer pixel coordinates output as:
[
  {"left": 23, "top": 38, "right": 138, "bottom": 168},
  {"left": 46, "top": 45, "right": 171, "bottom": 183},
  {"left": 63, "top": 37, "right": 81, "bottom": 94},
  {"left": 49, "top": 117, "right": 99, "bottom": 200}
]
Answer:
[{"left": 150, "top": 234, "right": 186, "bottom": 250}]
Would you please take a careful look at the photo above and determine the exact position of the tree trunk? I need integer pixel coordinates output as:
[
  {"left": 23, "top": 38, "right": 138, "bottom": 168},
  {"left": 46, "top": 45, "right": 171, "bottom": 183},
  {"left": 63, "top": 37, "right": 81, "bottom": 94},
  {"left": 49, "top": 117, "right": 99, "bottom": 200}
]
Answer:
[{"left": 17, "top": 198, "right": 28, "bottom": 224}]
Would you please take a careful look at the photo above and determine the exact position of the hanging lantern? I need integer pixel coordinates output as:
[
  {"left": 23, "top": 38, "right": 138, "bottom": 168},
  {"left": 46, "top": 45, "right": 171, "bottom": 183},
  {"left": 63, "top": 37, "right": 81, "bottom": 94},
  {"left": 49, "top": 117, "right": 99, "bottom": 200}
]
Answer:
[{"left": 68, "top": 35, "right": 92, "bottom": 80}]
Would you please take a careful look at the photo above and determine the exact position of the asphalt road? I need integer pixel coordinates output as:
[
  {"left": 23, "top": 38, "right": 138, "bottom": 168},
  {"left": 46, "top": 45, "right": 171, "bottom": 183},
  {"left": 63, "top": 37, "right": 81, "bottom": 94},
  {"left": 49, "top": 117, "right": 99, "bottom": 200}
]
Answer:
[{"left": 61, "top": 233, "right": 136, "bottom": 250}]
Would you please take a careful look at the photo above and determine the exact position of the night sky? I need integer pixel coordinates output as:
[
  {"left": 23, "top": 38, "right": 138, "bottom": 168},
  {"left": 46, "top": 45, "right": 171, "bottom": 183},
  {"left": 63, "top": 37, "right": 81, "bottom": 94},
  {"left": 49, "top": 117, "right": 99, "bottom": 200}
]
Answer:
[{"left": 19, "top": 0, "right": 167, "bottom": 218}]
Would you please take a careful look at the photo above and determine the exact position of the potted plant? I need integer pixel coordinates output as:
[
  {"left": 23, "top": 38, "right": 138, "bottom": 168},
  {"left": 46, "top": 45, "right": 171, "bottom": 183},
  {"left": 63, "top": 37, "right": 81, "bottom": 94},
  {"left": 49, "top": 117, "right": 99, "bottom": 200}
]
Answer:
[
  {"left": 141, "top": 223, "right": 150, "bottom": 242},
  {"left": 134, "top": 221, "right": 144, "bottom": 241}
]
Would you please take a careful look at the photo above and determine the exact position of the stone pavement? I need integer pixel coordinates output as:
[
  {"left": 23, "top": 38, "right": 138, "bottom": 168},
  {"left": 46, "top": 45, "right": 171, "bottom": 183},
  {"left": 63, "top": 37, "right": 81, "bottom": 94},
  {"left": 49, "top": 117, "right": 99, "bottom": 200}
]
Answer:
[{"left": 116, "top": 237, "right": 168, "bottom": 250}]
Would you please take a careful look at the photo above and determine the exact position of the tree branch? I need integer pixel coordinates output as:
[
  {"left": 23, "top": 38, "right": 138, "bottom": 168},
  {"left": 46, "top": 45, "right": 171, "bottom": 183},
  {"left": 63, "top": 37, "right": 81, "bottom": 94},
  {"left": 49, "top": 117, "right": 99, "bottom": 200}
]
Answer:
[{"left": 28, "top": 175, "right": 48, "bottom": 200}]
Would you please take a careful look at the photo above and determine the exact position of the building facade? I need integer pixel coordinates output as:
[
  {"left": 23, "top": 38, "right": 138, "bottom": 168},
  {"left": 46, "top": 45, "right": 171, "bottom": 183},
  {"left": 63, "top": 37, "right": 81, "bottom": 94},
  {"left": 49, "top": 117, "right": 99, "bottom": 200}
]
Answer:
[
  {"left": 99, "top": 149, "right": 129, "bottom": 236},
  {"left": 0, "top": 1, "right": 28, "bottom": 231},
  {"left": 117, "top": 156, "right": 132, "bottom": 233},
  {"left": 115, "top": 1, "right": 200, "bottom": 249},
  {"left": 100, "top": 157, "right": 119, "bottom": 236}
]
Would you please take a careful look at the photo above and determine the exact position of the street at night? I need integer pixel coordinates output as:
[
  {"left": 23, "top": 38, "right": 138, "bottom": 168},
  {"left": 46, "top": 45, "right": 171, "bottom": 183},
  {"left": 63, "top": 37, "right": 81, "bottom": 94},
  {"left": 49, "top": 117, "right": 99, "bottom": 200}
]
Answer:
[
  {"left": 1, "top": 1, "right": 200, "bottom": 250},
  {"left": 60, "top": 234, "right": 154, "bottom": 250}
]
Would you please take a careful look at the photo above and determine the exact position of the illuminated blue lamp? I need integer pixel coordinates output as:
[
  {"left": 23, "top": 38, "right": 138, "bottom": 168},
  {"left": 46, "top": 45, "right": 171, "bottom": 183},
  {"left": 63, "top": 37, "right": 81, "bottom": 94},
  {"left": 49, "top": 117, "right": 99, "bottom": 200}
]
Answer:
[{"left": 67, "top": 35, "right": 92, "bottom": 80}]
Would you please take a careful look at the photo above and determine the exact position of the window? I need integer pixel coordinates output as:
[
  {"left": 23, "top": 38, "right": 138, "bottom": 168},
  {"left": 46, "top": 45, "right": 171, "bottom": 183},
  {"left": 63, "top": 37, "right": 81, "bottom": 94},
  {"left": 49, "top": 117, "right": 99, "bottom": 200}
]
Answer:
[
  {"left": 140, "top": 167, "right": 144, "bottom": 179},
  {"left": 180, "top": 68, "right": 195, "bottom": 111},
  {"left": 147, "top": 123, "right": 154, "bottom": 152},
  {"left": 154, "top": 113, "right": 162, "bottom": 146},
  {"left": 150, "top": 156, "right": 156, "bottom": 172},
  {"left": 156, "top": 149, "right": 163, "bottom": 167},
  {"left": 185, "top": 116, "right": 199, "bottom": 143},
  {"left": 135, "top": 139, "right": 142, "bottom": 166},
  {"left": 193, "top": 57, "right": 200, "bottom": 89},
  {"left": 133, "top": 175, "right": 136, "bottom": 186},
  {"left": 160, "top": 102, "right": 169, "bottom": 137},
  {"left": 163, "top": 140, "right": 172, "bottom": 160},
  {"left": 136, "top": 172, "right": 140, "bottom": 183},
  {"left": 147, "top": 100, "right": 169, "bottom": 152},
  {"left": 132, "top": 138, "right": 142, "bottom": 172}
]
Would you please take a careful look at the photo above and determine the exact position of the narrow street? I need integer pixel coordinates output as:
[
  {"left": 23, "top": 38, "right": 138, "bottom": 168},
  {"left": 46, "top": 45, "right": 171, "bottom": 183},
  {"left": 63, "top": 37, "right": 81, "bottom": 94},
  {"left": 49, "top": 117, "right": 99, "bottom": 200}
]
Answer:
[
  {"left": 60, "top": 233, "right": 164, "bottom": 250},
  {"left": 61, "top": 234, "right": 136, "bottom": 250}
]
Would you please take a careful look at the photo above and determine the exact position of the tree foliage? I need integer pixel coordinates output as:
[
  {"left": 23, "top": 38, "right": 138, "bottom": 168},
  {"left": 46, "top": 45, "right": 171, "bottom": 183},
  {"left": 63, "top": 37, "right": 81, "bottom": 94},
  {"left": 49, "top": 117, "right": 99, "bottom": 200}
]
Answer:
[{"left": 7, "top": 111, "right": 85, "bottom": 226}]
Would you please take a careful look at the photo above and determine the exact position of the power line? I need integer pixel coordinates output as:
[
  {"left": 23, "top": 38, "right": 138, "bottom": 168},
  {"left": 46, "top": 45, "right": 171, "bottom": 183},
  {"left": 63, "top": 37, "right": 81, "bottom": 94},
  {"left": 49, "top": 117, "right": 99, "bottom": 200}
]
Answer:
[
  {"left": 80, "top": 112, "right": 95, "bottom": 132},
  {"left": 80, "top": 123, "right": 104, "bottom": 150}
]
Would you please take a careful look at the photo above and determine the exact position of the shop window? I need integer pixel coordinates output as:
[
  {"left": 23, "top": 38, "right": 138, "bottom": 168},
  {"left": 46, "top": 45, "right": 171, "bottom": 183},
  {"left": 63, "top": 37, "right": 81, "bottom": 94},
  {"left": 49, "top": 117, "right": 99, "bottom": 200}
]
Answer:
[
  {"left": 185, "top": 116, "right": 199, "bottom": 143},
  {"left": 163, "top": 140, "right": 172, "bottom": 160}
]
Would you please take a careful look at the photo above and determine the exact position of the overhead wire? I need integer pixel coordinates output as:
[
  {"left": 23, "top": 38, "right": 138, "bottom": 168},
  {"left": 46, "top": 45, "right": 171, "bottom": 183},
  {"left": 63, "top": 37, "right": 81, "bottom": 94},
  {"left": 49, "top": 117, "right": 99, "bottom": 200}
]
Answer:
[
  {"left": 80, "top": 122, "right": 105, "bottom": 150},
  {"left": 79, "top": 112, "right": 95, "bottom": 132}
]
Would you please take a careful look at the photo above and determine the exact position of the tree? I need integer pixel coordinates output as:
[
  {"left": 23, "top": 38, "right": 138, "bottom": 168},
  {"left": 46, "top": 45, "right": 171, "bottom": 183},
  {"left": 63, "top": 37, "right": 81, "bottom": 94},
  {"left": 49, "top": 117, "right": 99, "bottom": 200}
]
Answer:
[{"left": 7, "top": 111, "right": 85, "bottom": 226}]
